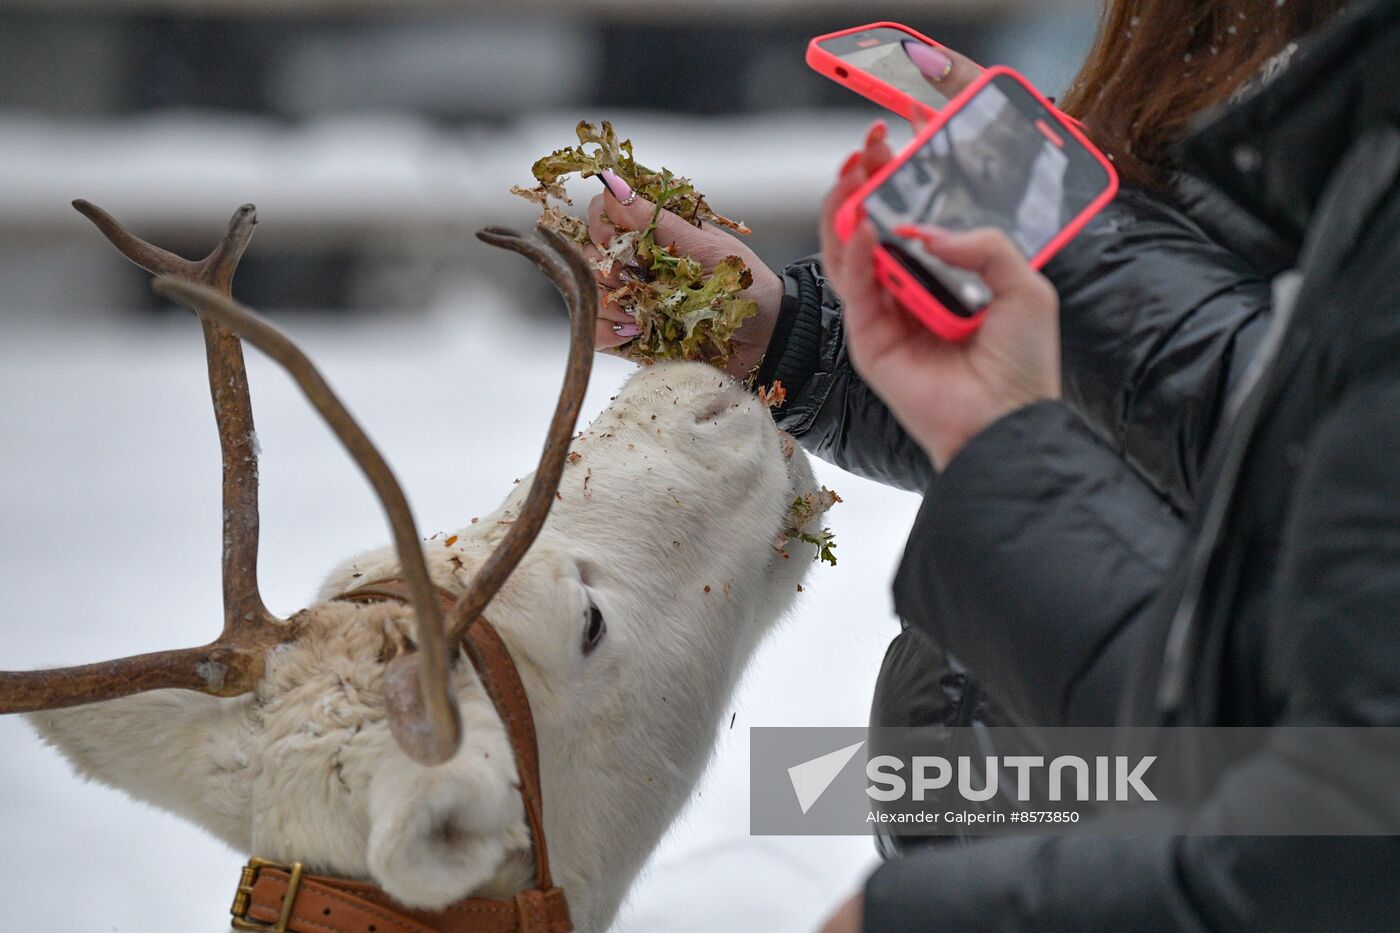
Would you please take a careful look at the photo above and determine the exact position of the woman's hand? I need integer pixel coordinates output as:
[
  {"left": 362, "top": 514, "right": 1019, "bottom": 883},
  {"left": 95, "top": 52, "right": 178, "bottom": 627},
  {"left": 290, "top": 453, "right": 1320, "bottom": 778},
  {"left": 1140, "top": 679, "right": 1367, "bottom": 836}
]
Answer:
[
  {"left": 902, "top": 40, "right": 983, "bottom": 130},
  {"left": 584, "top": 172, "right": 783, "bottom": 379},
  {"left": 583, "top": 119, "right": 898, "bottom": 378},
  {"left": 819, "top": 155, "right": 1061, "bottom": 470}
]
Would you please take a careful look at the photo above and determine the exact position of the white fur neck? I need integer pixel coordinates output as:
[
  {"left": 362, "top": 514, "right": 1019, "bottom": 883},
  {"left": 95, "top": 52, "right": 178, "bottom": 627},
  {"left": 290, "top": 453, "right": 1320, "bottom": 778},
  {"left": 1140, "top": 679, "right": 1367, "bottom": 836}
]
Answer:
[{"left": 28, "top": 362, "right": 829, "bottom": 932}]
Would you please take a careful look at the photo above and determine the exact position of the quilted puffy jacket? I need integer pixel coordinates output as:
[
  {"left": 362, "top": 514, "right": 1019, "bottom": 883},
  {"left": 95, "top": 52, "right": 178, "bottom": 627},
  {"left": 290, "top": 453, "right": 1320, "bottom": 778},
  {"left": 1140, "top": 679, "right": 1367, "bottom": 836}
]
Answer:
[
  {"left": 755, "top": 60, "right": 1282, "bottom": 862},
  {"left": 762, "top": 1, "right": 1400, "bottom": 927}
]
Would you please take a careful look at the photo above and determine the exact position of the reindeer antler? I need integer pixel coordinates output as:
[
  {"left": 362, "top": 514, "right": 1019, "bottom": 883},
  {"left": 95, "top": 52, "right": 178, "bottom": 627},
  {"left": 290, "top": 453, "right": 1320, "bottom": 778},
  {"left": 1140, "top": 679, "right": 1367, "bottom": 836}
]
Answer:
[
  {"left": 72, "top": 200, "right": 274, "bottom": 634},
  {"left": 150, "top": 225, "right": 597, "bottom": 765},
  {"left": 150, "top": 276, "right": 464, "bottom": 765},
  {"left": 0, "top": 203, "right": 288, "bottom": 713},
  {"left": 1, "top": 213, "right": 597, "bottom": 777},
  {"left": 445, "top": 226, "right": 599, "bottom": 642}
]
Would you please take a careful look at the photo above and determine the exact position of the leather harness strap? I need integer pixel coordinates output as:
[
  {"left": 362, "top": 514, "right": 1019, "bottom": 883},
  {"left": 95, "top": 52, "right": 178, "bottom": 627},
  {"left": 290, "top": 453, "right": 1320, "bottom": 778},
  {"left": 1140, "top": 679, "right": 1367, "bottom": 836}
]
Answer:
[
  {"left": 231, "top": 579, "right": 571, "bottom": 933},
  {"left": 336, "top": 580, "right": 558, "bottom": 894},
  {"left": 239, "top": 866, "right": 572, "bottom": 933}
]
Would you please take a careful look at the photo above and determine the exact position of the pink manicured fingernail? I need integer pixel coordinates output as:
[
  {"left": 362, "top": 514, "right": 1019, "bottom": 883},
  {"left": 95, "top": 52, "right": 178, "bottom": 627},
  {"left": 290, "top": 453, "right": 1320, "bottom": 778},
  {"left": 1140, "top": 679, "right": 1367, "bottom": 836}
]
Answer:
[
  {"left": 865, "top": 121, "right": 887, "bottom": 148},
  {"left": 599, "top": 170, "right": 634, "bottom": 203},
  {"left": 903, "top": 40, "right": 953, "bottom": 82},
  {"left": 612, "top": 322, "right": 641, "bottom": 338}
]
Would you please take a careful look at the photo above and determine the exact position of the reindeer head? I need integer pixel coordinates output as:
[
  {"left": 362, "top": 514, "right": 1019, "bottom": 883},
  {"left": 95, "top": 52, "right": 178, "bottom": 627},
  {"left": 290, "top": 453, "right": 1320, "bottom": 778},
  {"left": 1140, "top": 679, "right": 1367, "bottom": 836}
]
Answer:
[{"left": 6, "top": 204, "right": 828, "bottom": 932}]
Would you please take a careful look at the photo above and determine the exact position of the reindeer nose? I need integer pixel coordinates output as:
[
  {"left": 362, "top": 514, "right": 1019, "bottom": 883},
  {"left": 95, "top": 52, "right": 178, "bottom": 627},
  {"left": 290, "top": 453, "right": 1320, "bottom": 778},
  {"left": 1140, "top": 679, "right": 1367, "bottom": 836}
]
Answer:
[{"left": 693, "top": 385, "right": 752, "bottom": 424}]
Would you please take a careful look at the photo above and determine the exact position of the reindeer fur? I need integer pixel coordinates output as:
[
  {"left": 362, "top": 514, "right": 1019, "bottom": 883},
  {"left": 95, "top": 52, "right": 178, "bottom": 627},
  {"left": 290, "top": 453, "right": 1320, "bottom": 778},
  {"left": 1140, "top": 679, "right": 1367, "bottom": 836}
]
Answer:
[{"left": 28, "top": 361, "right": 827, "bottom": 932}]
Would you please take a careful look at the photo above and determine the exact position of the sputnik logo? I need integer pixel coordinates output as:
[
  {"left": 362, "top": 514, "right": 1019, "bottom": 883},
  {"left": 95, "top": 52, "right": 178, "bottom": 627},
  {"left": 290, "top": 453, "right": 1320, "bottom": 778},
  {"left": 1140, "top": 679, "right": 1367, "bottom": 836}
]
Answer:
[{"left": 787, "top": 741, "right": 865, "bottom": 814}]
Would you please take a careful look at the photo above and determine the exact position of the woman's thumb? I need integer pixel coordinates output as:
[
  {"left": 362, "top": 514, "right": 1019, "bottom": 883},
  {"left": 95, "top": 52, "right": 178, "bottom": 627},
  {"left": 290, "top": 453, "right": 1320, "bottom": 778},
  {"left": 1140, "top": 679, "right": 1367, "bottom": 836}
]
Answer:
[
  {"left": 599, "top": 171, "right": 655, "bottom": 226},
  {"left": 598, "top": 170, "right": 701, "bottom": 247}
]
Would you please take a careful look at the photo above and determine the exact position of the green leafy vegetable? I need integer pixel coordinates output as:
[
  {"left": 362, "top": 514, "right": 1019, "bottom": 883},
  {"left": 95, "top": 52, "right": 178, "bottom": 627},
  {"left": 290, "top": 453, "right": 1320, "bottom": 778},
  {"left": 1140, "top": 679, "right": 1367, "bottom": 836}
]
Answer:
[{"left": 512, "top": 120, "right": 757, "bottom": 364}]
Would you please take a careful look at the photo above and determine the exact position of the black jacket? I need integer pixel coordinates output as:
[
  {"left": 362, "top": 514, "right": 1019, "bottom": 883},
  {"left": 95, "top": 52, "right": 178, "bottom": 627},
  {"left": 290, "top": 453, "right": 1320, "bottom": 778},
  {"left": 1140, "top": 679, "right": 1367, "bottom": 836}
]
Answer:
[
  {"left": 757, "top": 12, "right": 1282, "bottom": 861},
  {"left": 774, "top": 2, "right": 1400, "bottom": 928},
  {"left": 758, "top": 187, "right": 1278, "bottom": 509}
]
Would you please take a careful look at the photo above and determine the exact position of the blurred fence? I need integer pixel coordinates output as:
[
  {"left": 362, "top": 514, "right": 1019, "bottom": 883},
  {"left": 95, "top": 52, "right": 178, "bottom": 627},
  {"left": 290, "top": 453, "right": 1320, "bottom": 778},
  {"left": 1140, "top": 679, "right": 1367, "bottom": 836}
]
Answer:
[{"left": 0, "top": 1, "right": 1097, "bottom": 315}]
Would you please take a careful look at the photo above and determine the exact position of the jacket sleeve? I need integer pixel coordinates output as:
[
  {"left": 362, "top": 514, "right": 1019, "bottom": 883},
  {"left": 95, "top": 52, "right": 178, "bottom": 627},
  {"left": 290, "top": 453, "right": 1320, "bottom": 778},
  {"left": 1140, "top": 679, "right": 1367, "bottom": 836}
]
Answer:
[
  {"left": 862, "top": 378, "right": 1400, "bottom": 932},
  {"left": 863, "top": 835, "right": 1399, "bottom": 932},
  {"left": 754, "top": 257, "right": 934, "bottom": 492},
  {"left": 761, "top": 186, "right": 1274, "bottom": 510},
  {"left": 892, "top": 400, "right": 1184, "bottom": 727}
]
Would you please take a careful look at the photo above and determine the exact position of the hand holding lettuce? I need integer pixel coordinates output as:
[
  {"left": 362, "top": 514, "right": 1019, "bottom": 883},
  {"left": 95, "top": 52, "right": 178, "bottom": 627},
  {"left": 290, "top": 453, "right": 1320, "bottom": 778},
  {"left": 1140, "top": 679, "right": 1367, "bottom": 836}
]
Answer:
[{"left": 512, "top": 121, "right": 774, "bottom": 370}]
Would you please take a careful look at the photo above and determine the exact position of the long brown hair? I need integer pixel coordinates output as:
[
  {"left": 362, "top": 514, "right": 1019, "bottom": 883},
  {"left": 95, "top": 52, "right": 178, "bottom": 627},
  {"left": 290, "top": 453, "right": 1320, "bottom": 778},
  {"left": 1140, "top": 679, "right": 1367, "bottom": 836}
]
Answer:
[{"left": 1059, "top": 0, "right": 1348, "bottom": 188}]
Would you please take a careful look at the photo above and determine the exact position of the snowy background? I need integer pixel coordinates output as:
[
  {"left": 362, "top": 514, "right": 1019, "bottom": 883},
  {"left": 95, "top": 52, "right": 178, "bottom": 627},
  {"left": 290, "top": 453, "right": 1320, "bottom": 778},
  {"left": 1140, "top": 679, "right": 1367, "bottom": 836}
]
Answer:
[{"left": 0, "top": 3, "right": 1094, "bottom": 930}]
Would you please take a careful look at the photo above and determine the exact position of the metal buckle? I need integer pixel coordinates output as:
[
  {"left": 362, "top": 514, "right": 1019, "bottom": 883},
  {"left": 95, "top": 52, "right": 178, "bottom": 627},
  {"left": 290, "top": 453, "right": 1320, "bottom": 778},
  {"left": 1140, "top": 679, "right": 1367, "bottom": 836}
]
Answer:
[{"left": 230, "top": 856, "right": 305, "bottom": 932}]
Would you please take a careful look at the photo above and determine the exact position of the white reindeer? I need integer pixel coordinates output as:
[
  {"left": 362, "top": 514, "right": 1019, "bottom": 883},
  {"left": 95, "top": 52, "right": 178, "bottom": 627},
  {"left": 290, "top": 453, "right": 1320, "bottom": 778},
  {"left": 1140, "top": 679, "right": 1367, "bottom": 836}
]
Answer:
[{"left": 3, "top": 206, "right": 834, "bottom": 933}]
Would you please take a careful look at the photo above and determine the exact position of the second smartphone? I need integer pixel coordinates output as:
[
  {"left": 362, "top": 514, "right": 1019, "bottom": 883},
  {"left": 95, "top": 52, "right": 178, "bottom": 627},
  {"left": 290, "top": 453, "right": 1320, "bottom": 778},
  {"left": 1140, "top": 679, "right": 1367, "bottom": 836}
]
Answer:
[
  {"left": 836, "top": 67, "right": 1119, "bottom": 341},
  {"left": 807, "top": 22, "right": 968, "bottom": 120}
]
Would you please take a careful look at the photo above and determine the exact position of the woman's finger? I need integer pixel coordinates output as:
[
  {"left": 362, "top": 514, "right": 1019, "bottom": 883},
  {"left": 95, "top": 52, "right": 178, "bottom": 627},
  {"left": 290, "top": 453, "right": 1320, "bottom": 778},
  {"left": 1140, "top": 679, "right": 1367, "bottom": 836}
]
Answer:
[
  {"left": 902, "top": 40, "right": 982, "bottom": 100},
  {"left": 586, "top": 192, "right": 621, "bottom": 248},
  {"left": 819, "top": 152, "right": 869, "bottom": 282},
  {"left": 591, "top": 280, "right": 636, "bottom": 344},
  {"left": 861, "top": 120, "right": 894, "bottom": 177},
  {"left": 582, "top": 239, "right": 626, "bottom": 289},
  {"left": 596, "top": 285, "right": 634, "bottom": 323},
  {"left": 596, "top": 171, "right": 704, "bottom": 254},
  {"left": 592, "top": 171, "right": 735, "bottom": 281},
  {"left": 838, "top": 221, "right": 883, "bottom": 330},
  {"left": 841, "top": 221, "right": 915, "bottom": 371},
  {"left": 894, "top": 225, "right": 1046, "bottom": 302},
  {"left": 597, "top": 302, "right": 633, "bottom": 325},
  {"left": 596, "top": 312, "right": 640, "bottom": 349}
]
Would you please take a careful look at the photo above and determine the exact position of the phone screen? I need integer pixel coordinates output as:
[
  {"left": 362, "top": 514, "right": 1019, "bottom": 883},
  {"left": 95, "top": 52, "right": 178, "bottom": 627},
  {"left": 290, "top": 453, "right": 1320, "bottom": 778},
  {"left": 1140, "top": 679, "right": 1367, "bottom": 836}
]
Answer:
[
  {"left": 863, "top": 72, "right": 1112, "bottom": 317},
  {"left": 818, "top": 26, "right": 952, "bottom": 110}
]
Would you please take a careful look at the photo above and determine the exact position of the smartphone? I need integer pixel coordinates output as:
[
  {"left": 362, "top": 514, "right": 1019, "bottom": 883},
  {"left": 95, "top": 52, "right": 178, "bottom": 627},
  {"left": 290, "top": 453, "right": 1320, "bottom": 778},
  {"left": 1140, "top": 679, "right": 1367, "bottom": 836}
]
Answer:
[
  {"left": 836, "top": 67, "right": 1118, "bottom": 341},
  {"left": 807, "top": 22, "right": 971, "bottom": 121}
]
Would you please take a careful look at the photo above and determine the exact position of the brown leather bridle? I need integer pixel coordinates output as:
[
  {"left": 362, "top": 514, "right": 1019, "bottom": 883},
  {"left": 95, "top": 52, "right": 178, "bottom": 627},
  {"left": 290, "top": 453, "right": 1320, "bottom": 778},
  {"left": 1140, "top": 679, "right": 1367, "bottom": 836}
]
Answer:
[{"left": 231, "top": 579, "right": 571, "bottom": 933}]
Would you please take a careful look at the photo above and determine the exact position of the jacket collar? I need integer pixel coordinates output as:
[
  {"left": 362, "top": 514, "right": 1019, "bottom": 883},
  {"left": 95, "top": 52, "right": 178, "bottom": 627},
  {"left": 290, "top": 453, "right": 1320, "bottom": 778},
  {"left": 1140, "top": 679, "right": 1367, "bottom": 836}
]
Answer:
[
  {"left": 1169, "top": 171, "right": 1299, "bottom": 279},
  {"left": 1176, "top": 0, "right": 1400, "bottom": 259}
]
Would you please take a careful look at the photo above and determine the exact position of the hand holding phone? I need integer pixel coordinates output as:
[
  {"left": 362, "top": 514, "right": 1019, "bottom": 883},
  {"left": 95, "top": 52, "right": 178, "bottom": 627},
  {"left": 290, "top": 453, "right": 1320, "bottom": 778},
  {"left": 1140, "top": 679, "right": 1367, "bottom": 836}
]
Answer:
[
  {"left": 836, "top": 67, "right": 1118, "bottom": 340},
  {"left": 820, "top": 173, "right": 1063, "bottom": 469},
  {"left": 807, "top": 22, "right": 983, "bottom": 122}
]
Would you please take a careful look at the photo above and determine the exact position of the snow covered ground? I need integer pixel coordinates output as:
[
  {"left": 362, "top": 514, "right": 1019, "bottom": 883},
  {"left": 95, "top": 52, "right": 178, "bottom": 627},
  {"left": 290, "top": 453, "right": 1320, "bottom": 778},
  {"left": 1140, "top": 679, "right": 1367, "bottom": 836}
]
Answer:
[{"left": 0, "top": 278, "right": 919, "bottom": 931}]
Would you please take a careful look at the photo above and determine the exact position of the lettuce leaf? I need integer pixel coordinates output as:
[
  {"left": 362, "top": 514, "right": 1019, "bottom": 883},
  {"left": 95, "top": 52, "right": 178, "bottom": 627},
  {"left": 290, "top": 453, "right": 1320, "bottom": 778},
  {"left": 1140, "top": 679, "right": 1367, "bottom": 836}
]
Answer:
[{"left": 512, "top": 120, "right": 757, "bottom": 363}]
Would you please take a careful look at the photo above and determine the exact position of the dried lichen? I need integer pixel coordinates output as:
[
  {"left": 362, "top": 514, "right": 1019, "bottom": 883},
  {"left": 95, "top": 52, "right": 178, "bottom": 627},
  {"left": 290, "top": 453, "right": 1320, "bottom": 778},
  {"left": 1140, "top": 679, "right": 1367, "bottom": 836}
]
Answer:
[
  {"left": 779, "top": 487, "right": 842, "bottom": 567},
  {"left": 757, "top": 380, "right": 787, "bottom": 409},
  {"left": 512, "top": 121, "right": 758, "bottom": 365}
]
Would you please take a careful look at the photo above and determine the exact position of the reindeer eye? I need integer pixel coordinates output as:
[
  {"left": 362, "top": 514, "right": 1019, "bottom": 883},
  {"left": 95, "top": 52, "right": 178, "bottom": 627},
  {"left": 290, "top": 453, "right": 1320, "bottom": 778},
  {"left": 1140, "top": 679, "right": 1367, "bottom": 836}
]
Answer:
[{"left": 583, "top": 603, "right": 607, "bottom": 656}]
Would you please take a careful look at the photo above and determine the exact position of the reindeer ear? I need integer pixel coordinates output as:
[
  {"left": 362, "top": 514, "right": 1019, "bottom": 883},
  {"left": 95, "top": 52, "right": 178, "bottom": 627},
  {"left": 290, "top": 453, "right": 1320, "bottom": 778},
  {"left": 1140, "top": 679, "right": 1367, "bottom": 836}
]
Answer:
[
  {"left": 365, "top": 710, "right": 527, "bottom": 909},
  {"left": 27, "top": 691, "right": 255, "bottom": 852}
]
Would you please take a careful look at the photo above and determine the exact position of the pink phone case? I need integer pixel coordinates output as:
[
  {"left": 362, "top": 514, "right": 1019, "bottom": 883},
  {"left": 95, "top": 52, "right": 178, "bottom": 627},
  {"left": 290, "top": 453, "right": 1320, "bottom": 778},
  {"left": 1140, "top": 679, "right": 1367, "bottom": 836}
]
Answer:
[
  {"left": 834, "top": 66, "right": 1119, "bottom": 342},
  {"left": 805, "top": 22, "right": 967, "bottom": 122}
]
